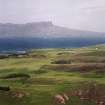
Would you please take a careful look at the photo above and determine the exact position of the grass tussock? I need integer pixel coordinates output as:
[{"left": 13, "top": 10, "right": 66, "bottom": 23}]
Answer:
[{"left": 1, "top": 73, "right": 30, "bottom": 79}]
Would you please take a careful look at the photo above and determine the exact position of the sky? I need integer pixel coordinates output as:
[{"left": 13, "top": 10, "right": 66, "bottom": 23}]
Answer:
[{"left": 0, "top": 0, "right": 105, "bottom": 32}]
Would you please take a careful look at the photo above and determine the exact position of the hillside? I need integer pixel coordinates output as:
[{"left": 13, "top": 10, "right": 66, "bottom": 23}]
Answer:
[{"left": 0, "top": 45, "right": 105, "bottom": 105}]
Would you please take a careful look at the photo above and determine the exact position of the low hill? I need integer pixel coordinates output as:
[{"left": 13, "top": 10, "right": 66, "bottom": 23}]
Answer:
[{"left": 0, "top": 21, "right": 105, "bottom": 38}]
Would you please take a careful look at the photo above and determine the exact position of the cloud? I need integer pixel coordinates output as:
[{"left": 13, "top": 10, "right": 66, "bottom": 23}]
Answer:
[
  {"left": 80, "top": 6, "right": 105, "bottom": 10},
  {"left": 0, "top": 0, "right": 105, "bottom": 32}
]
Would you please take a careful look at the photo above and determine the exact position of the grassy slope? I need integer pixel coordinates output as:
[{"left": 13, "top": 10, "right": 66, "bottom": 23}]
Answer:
[{"left": 0, "top": 45, "right": 105, "bottom": 105}]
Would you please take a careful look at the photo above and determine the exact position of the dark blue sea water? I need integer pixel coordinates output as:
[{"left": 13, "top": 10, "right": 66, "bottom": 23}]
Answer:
[{"left": 0, "top": 37, "right": 105, "bottom": 51}]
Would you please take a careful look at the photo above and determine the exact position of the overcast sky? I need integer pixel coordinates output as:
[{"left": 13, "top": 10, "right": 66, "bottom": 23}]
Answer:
[{"left": 0, "top": 0, "right": 105, "bottom": 32}]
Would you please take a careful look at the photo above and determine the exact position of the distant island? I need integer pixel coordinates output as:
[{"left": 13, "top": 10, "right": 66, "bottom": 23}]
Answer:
[
  {"left": 0, "top": 21, "right": 105, "bottom": 51},
  {"left": 0, "top": 21, "right": 105, "bottom": 38}
]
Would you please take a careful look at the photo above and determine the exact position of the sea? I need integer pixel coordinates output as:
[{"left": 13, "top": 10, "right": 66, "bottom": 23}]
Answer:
[{"left": 0, "top": 37, "right": 105, "bottom": 51}]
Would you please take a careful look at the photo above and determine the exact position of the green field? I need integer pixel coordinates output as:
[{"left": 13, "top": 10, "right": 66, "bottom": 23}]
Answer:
[{"left": 0, "top": 45, "right": 105, "bottom": 105}]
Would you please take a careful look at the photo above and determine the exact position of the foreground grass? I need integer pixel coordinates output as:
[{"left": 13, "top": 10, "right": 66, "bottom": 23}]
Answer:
[{"left": 0, "top": 45, "right": 105, "bottom": 105}]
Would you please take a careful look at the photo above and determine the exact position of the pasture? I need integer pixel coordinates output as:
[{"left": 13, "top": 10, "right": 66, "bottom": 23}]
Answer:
[{"left": 0, "top": 45, "right": 105, "bottom": 105}]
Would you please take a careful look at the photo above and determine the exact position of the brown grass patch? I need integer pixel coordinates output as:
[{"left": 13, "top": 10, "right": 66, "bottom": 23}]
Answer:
[{"left": 43, "top": 63, "right": 105, "bottom": 72}]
